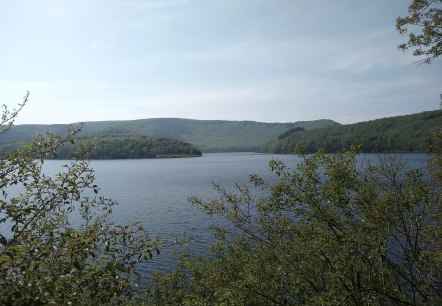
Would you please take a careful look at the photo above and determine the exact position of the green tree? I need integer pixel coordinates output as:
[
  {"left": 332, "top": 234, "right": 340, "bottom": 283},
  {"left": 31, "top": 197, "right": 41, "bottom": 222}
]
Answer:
[
  {"left": 0, "top": 93, "right": 160, "bottom": 305},
  {"left": 397, "top": 0, "right": 442, "bottom": 64},
  {"left": 145, "top": 144, "right": 442, "bottom": 305}
]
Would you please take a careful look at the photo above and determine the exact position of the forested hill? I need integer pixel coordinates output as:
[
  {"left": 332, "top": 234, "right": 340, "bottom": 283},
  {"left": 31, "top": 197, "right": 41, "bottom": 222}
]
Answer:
[
  {"left": 1, "top": 118, "right": 339, "bottom": 152},
  {"left": 260, "top": 110, "right": 442, "bottom": 153}
]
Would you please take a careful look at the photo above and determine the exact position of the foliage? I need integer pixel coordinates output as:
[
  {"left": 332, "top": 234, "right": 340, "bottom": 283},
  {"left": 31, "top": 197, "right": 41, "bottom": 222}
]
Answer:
[
  {"left": 0, "top": 96, "right": 160, "bottom": 305},
  {"left": 144, "top": 142, "right": 442, "bottom": 305},
  {"left": 0, "top": 91, "right": 28, "bottom": 135},
  {"left": 261, "top": 110, "right": 442, "bottom": 154},
  {"left": 55, "top": 135, "right": 202, "bottom": 159},
  {"left": 396, "top": 0, "right": 442, "bottom": 64}
]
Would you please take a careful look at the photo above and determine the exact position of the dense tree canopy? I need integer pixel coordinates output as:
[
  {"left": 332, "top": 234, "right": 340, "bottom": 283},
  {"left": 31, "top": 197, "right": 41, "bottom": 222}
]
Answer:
[
  {"left": 397, "top": 0, "right": 442, "bottom": 63},
  {"left": 56, "top": 136, "right": 202, "bottom": 159}
]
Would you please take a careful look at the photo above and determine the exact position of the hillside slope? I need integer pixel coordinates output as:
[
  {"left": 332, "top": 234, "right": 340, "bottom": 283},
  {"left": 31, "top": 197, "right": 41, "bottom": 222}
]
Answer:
[
  {"left": 2, "top": 118, "right": 339, "bottom": 152},
  {"left": 260, "top": 110, "right": 442, "bottom": 153}
]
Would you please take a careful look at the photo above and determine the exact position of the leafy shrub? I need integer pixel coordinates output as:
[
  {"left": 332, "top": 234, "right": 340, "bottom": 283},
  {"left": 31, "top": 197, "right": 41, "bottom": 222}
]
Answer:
[{"left": 0, "top": 93, "right": 159, "bottom": 305}]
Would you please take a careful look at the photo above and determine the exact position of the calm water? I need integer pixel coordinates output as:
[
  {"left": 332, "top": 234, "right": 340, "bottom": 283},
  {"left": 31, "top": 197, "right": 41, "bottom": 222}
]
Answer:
[
  {"left": 28, "top": 153, "right": 303, "bottom": 275},
  {"left": 71, "top": 153, "right": 302, "bottom": 275},
  {"left": 2, "top": 153, "right": 429, "bottom": 277}
]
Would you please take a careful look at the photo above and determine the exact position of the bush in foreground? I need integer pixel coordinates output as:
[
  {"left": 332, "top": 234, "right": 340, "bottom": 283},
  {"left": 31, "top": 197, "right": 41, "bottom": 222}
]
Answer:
[
  {"left": 0, "top": 93, "right": 159, "bottom": 305},
  {"left": 145, "top": 141, "right": 442, "bottom": 305}
]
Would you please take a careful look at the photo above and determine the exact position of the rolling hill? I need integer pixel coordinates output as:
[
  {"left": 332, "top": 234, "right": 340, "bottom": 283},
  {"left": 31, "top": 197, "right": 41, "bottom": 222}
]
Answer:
[{"left": 0, "top": 118, "right": 339, "bottom": 153}]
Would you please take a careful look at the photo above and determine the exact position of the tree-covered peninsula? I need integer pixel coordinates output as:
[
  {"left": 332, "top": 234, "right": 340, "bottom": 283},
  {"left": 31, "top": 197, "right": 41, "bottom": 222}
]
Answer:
[
  {"left": 261, "top": 110, "right": 442, "bottom": 153},
  {"left": 1, "top": 134, "right": 202, "bottom": 159}
]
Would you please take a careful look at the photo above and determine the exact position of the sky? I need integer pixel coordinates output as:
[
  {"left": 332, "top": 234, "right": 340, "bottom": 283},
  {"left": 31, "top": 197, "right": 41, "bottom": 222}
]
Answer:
[{"left": 1, "top": 0, "right": 441, "bottom": 125}]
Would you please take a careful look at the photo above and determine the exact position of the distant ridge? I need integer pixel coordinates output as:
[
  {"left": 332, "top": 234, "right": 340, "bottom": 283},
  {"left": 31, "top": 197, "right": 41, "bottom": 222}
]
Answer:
[
  {"left": 1, "top": 118, "right": 339, "bottom": 153},
  {"left": 261, "top": 110, "right": 442, "bottom": 153}
]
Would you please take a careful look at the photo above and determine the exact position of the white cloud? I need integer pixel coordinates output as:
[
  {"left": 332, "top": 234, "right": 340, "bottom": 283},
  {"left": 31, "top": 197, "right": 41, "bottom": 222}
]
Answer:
[
  {"left": 330, "top": 29, "right": 412, "bottom": 72},
  {"left": 122, "top": 0, "right": 193, "bottom": 10},
  {"left": 138, "top": 85, "right": 283, "bottom": 108},
  {"left": 2, "top": 0, "right": 441, "bottom": 125}
]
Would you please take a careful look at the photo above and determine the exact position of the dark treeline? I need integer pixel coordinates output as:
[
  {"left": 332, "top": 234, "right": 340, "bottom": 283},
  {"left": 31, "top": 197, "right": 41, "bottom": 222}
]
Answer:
[
  {"left": 56, "top": 135, "right": 202, "bottom": 159},
  {"left": 261, "top": 110, "right": 442, "bottom": 153},
  {"left": 276, "top": 126, "right": 305, "bottom": 140}
]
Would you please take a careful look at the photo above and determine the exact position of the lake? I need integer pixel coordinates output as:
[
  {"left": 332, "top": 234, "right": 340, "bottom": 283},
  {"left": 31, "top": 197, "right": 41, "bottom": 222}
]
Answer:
[
  {"left": 44, "top": 152, "right": 305, "bottom": 275},
  {"left": 2, "top": 152, "right": 430, "bottom": 278}
]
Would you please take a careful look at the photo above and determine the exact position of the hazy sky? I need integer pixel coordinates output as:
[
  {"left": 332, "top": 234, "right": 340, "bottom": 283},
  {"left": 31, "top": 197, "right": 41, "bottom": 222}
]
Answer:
[{"left": 1, "top": 0, "right": 441, "bottom": 125}]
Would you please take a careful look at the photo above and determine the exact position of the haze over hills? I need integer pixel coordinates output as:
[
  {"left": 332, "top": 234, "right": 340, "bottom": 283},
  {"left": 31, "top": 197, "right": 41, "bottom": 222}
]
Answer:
[
  {"left": 4, "top": 110, "right": 441, "bottom": 154},
  {"left": 1, "top": 118, "right": 339, "bottom": 153},
  {"left": 261, "top": 110, "right": 442, "bottom": 153}
]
